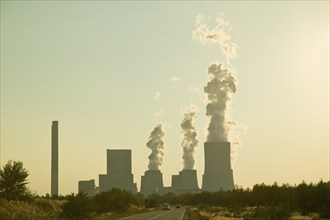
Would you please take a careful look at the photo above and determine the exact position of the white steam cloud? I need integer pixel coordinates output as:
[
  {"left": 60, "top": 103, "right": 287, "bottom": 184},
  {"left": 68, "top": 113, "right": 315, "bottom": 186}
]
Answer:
[
  {"left": 181, "top": 106, "right": 199, "bottom": 170},
  {"left": 170, "top": 76, "right": 180, "bottom": 82},
  {"left": 147, "top": 124, "right": 165, "bottom": 170},
  {"left": 193, "top": 14, "right": 240, "bottom": 145},
  {"left": 192, "top": 14, "right": 238, "bottom": 63},
  {"left": 204, "top": 63, "right": 237, "bottom": 141},
  {"left": 153, "top": 92, "right": 160, "bottom": 101}
]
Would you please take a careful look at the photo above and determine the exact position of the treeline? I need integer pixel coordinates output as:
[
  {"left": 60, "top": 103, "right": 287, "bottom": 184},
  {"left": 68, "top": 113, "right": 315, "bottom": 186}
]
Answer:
[
  {"left": 60, "top": 180, "right": 330, "bottom": 219},
  {"left": 143, "top": 181, "right": 330, "bottom": 208},
  {"left": 61, "top": 188, "right": 141, "bottom": 219},
  {"left": 1, "top": 160, "right": 329, "bottom": 219},
  {"left": 177, "top": 181, "right": 330, "bottom": 214}
]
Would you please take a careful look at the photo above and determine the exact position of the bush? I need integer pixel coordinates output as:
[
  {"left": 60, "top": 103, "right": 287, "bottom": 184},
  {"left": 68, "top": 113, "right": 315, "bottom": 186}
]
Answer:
[
  {"left": 62, "top": 191, "right": 93, "bottom": 219},
  {"left": 93, "top": 188, "right": 132, "bottom": 214},
  {"left": 243, "top": 205, "right": 292, "bottom": 220}
]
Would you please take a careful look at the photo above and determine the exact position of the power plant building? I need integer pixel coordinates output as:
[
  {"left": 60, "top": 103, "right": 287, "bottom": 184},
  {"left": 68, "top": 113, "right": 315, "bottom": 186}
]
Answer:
[
  {"left": 78, "top": 179, "right": 97, "bottom": 196},
  {"left": 99, "top": 149, "right": 137, "bottom": 193},
  {"left": 76, "top": 143, "right": 235, "bottom": 195},
  {"left": 171, "top": 170, "right": 199, "bottom": 194},
  {"left": 140, "top": 170, "right": 164, "bottom": 195},
  {"left": 51, "top": 121, "right": 59, "bottom": 196},
  {"left": 202, "top": 142, "right": 234, "bottom": 191}
]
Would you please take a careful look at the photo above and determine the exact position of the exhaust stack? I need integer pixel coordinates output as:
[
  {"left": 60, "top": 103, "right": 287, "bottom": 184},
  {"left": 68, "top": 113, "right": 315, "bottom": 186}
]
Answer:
[{"left": 51, "top": 121, "right": 59, "bottom": 196}]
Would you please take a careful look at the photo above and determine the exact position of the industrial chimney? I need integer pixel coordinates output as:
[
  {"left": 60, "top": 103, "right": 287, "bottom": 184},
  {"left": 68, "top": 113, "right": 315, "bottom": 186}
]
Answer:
[
  {"left": 51, "top": 121, "right": 59, "bottom": 196},
  {"left": 202, "top": 142, "right": 234, "bottom": 191}
]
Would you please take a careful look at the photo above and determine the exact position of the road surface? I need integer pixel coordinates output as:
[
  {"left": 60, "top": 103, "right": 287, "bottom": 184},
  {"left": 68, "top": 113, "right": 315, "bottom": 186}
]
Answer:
[{"left": 119, "top": 208, "right": 186, "bottom": 220}]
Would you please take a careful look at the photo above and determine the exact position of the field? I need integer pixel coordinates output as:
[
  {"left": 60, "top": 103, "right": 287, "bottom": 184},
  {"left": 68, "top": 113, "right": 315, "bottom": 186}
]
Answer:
[{"left": 184, "top": 206, "right": 328, "bottom": 220}]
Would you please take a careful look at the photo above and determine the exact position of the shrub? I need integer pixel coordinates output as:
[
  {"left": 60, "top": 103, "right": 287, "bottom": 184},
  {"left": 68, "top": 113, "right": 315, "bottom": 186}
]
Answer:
[
  {"left": 62, "top": 191, "right": 93, "bottom": 219},
  {"left": 243, "top": 205, "right": 292, "bottom": 220}
]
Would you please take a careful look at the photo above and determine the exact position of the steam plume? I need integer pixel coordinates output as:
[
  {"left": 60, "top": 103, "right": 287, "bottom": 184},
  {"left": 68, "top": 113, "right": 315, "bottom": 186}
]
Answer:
[
  {"left": 181, "top": 106, "right": 199, "bottom": 170},
  {"left": 192, "top": 14, "right": 238, "bottom": 63},
  {"left": 204, "top": 63, "right": 237, "bottom": 141},
  {"left": 147, "top": 124, "right": 165, "bottom": 170},
  {"left": 193, "top": 14, "right": 238, "bottom": 143}
]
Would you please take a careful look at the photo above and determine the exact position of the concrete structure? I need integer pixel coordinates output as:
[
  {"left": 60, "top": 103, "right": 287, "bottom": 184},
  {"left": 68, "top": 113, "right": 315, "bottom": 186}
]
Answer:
[
  {"left": 99, "top": 149, "right": 137, "bottom": 193},
  {"left": 51, "top": 121, "right": 58, "bottom": 196},
  {"left": 78, "top": 179, "right": 97, "bottom": 196},
  {"left": 171, "top": 170, "right": 199, "bottom": 194},
  {"left": 202, "top": 142, "right": 234, "bottom": 191},
  {"left": 107, "top": 149, "right": 131, "bottom": 173},
  {"left": 140, "top": 170, "right": 164, "bottom": 195},
  {"left": 171, "top": 175, "right": 180, "bottom": 191}
]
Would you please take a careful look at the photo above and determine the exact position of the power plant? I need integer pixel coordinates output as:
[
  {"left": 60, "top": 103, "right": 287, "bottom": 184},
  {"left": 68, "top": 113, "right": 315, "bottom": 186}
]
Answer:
[
  {"left": 171, "top": 169, "right": 199, "bottom": 194},
  {"left": 51, "top": 121, "right": 59, "bottom": 196},
  {"left": 78, "top": 179, "right": 97, "bottom": 196},
  {"left": 52, "top": 123, "right": 235, "bottom": 195},
  {"left": 99, "top": 149, "right": 137, "bottom": 193},
  {"left": 77, "top": 143, "right": 235, "bottom": 195},
  {"left": 202, "top": 142, "right": 234, "bottom": 191},
  {"left": 49, "top": 15, "right": 240, "bottom": 197},
  {"left": 140, "top": 170, "right": 164, "bottom": 195}
]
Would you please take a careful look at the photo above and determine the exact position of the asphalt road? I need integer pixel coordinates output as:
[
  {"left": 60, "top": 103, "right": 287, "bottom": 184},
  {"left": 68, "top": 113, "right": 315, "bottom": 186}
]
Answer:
[{"left": 119, "top": 208, "right": 186, "bottom": 220}]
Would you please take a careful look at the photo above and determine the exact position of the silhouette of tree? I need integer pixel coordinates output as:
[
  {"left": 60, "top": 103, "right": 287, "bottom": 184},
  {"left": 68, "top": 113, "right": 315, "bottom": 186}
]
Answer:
[
  {"left": 62, "top": 191, "right": 93, "bottom": 219},
  {"left": 93, "top": 188, "right": 132, "bottom": 213},
  {"left": 0, "top": 160, "right": 30, "bottom": 200}
]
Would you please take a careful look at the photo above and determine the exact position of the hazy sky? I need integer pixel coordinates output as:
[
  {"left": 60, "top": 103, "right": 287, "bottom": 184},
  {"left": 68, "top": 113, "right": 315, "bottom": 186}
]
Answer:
[{"left": 1, "top": 1, "right": 329, "bottom": 196}]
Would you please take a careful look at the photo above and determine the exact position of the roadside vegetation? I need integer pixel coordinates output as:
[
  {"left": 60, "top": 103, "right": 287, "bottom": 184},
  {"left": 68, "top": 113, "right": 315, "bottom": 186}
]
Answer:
[{"left": 1, "top": 160, "right": 329, "bottom": 219}]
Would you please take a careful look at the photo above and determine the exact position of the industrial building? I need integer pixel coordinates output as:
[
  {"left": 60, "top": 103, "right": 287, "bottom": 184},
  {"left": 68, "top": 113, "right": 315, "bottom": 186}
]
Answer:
[
  {"left": 80, "top": 143, "right": 235, "bottom": 195},
  {"left": 51, "top": 121, "right": 59, "bottom": 196},
  {"left": 99, "top": 149, "right": 137, "bottom": 193},
  {"left": 171, "top": 169, "right": 200, "bottom": 194},
  {"left": 140, "top": 170, "right": 164, "bottom": 195},
  {"left": 78, "top": 179, "right": 97, "bottom": 196},
  {"left": 202, "top": 142, "right": 234, "bottom": 191}
]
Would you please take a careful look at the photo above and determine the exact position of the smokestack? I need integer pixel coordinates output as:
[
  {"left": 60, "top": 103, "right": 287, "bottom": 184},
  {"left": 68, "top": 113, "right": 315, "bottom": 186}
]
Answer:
[
  {"left": 51, "top": 121, "right": 58, "bottom": 196},
  {"left": 202, "top": 142, "right": 234, "bottom": 191}
]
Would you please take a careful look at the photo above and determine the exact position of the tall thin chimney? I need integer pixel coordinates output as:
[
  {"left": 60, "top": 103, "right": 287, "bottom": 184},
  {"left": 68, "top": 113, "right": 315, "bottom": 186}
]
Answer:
[{"left": 51, "top": 121, "right": 58, "bottom": 196}]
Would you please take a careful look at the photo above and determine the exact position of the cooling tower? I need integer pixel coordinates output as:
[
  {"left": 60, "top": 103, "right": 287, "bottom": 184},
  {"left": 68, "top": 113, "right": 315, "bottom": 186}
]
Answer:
[
  {"left": 202, "top": 142, "right": 234, "bottom": 191},
  {"left": 171, "top": 175, "right": 180, "bottom": 191},
  {"left": 171, "top": 170, "right": 199, "bottom": 194},
  {"left": 140, "top": 170, "right": 164, "bottom": 195},
  {"left": 99, "top": 149, "right": 137, "bottom": 193},
  {"left": 51, "top": 121, "right": 58, "bottom": 196},
  {"left": 178, "top": 170, "right": 199, "bottom": 192}
]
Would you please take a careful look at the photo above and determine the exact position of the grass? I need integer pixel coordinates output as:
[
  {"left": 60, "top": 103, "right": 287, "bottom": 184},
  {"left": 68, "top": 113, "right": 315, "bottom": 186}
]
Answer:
[
  {"left": 91, "top": 205, "right": 154, "bottom": 220},
  {"left": 182, "top": 206, "right": 329, "bottom": 220},
  {"left": 0, "top": 198, "right": 63, "bottom": 220},
  {"left": 183, "top": 207, "right": 207, "bottom": 220}
]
